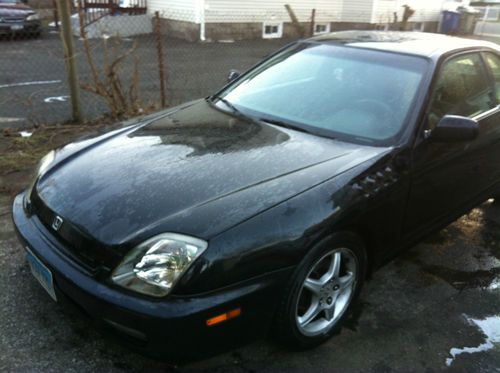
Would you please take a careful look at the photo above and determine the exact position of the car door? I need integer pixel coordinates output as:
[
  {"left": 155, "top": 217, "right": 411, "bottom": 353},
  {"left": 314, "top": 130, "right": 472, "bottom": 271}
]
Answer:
[
  {"left": 403, "top": 51, "right": 500, "bottom": 239},
  {"left": 480, "top": 51, "right": 500, "bottom": 184}
]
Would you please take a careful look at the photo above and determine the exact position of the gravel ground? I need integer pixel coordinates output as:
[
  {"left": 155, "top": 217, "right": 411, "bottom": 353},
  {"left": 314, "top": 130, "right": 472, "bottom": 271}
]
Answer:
[{"left": 0, "top": 192, "right": 499, "bottom": 372}]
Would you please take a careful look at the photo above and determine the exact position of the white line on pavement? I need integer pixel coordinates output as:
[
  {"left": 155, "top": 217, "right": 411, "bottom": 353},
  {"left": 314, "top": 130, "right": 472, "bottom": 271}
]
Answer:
[
  {"left": 0, "top": 117, "right": 25, "bottom": 123},
  {"left": 0, "top": 80, "right": 62, "bottom": 89},
  {"left": 44, "top": 95, "right": 69, "bottom": 103}
]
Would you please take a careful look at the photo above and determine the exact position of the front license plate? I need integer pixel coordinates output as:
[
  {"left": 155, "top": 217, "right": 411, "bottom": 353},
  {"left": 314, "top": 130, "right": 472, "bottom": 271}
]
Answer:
[
  {"left": 10, "top": 24, "right": 23, "bottom": 31},
  {"left": 26, "top": 247, "right": 57, "bottom": 301}
]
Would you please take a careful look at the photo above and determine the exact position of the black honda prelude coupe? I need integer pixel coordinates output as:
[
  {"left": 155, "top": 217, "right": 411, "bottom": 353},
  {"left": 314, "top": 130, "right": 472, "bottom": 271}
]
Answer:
[{"left": 13, "top": 31, "right": 500, "bottom": 360}]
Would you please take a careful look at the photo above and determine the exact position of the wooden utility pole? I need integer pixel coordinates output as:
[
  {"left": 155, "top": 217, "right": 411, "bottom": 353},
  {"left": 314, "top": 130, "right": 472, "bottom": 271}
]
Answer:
[
  {"left": 154, "top": 11, "right": 167, "bottom": 108},
  {"left": 57, "top": 0, "right": 82, "bottom": 122}
]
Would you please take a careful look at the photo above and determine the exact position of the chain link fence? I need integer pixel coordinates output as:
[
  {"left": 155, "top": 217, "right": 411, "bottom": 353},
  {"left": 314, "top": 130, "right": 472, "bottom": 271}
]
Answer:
[
  {"left": 0, "top": 4, "right": 293, "bottom": 128},
  {"left": 3, "top": 1, "right": 487, "bottom": 129}
]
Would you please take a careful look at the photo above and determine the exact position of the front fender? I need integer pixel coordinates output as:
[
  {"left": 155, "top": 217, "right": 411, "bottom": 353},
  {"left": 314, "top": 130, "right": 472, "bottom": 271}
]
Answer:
[{"left": 174, "top": 147, "right": 409, "bottom": 295}]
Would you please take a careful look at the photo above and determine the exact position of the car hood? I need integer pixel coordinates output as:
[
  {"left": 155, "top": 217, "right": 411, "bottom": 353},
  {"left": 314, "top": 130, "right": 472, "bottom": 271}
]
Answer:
[{"left": 37, "top": 100, "right": 389, "bottom": 247}]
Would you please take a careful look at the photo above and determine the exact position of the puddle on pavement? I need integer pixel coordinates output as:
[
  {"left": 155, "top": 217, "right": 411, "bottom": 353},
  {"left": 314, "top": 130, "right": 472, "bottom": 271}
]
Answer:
[
  {"left": 399, "top": 203, "right": 500, "bottom": 291},
  {"left": 418, "top": 265, "right": 500, "bottom": 291},
  {"left": 446, "top": 314, "right": 500, "bottom": 366},
  {"left": 399, "top": 248, "right": 500, "bottom": 291}
]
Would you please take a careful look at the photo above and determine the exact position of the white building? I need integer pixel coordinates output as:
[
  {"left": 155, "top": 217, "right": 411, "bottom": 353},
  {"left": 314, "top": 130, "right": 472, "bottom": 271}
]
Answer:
[{"left": 149, "top": 0, "right": 470, "bottom": 41}]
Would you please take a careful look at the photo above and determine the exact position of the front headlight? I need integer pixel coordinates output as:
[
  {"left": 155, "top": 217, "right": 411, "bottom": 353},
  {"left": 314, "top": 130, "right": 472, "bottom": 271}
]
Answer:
[
  {"left": 25, "top": 150, "right": 55, "bottom": 207},
  {"left": 111, "top": 233, "right": 208, "bottom": 297},
  {"left": 26, "top": 13, "right": 40, "bottom": 21}
]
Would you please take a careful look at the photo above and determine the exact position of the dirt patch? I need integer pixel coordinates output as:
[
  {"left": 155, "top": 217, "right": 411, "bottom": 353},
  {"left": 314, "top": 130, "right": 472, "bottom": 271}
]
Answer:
[{"left": 0, "top": 124, "right": 115, "bottom": 197}]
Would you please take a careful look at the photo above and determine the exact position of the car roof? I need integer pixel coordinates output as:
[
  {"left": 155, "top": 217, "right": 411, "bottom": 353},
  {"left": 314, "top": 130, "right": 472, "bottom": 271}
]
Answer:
[{"left": 309, "top": 31, "right": 500, "bottom": 59}]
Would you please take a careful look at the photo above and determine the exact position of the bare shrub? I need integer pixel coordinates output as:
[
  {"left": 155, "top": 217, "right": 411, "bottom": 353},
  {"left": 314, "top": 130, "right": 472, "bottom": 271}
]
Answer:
[{"left": 78, "top": 8, "right": 142, "bottom": 119}]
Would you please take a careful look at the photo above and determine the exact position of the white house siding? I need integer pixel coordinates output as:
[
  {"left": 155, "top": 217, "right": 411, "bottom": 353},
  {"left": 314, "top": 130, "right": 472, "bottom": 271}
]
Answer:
[
  {"left": 151, "top": 0, "right": 451, "bottom": 26},
  {"left": 204, "top": 0, "right": 344, "bottom": 24},
  {"left": 148, "top": 0, "right": 198, "bottom": 22},
  {"left": 372, "top": 0, "right": 398, "bottom": 24},
  {"left": 150, "top": 0, "right": 462, "bottom": 41},
  {"left": 372, "top": 0, "right": 445, "bottom": 25},
  {"left": 406, "top": 0, "right": 444, "bottom": 22},
  {"left": 340, "top": 0, "right": 375, "bottom": 23}
]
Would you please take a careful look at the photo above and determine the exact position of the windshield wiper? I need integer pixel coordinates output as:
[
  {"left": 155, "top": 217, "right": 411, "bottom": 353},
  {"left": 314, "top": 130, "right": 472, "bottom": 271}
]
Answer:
[
  {"left": 259, "top": 118, "right": 315, "bottom": 135},
  {"left": 209, "top": 97, "right": 327, "bottom": 138},
  {"left": 209, "top": 95, "right": 255, "bottom": 122}
]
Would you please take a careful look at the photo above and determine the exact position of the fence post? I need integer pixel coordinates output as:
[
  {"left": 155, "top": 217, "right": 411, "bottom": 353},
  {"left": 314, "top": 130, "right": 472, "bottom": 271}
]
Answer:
[
  {"left": 52, "top": 0, "right": 59, "bottom": 31},
  {"left": 310, "top": 8, "right": 316, "bottom": 37},
  {"left": 154, "top": 11, "right": 167, "bottom": 108},
  {"left": 57, "top": 0, "right": 82, "bottom": 123}
]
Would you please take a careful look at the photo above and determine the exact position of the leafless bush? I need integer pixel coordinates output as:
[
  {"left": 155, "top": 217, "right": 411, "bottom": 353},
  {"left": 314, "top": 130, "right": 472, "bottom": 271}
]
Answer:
[{"left": 78, "top": 9, "right": 142, "bottom": 119}]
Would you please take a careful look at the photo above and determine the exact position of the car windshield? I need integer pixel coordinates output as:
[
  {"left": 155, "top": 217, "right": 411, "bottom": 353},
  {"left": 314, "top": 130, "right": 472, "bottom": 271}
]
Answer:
[{"left": 215, "top": 42, "right": 428, "bottom": 145}]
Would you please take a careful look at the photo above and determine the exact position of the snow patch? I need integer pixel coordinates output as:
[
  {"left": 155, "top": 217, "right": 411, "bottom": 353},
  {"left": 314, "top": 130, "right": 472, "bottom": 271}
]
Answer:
[{"left": 446, "top": 315, "right": 500, "bottom": 366}]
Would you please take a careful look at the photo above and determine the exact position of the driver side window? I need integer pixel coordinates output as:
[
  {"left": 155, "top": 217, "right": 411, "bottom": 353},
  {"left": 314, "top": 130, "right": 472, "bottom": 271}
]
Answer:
[{"left": 427, "top": 53, "right": 494, "bottom": 130}]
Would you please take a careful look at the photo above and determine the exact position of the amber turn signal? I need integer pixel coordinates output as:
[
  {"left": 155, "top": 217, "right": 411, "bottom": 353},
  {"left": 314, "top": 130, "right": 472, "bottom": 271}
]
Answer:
[{"left": 206, "top": 308, "right": 241, "bottom": 326}]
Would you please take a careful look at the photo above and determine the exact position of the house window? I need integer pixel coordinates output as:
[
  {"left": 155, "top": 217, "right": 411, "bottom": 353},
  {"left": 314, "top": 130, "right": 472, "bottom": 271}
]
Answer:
[
  {"left": 413, "top": 22, "right": 425, "bottom": 32},
  {"left": 314, "top": 23, "right": 330, "bottom": 35},
  {"left": 476, "top": 6, "right": 499, "bottom": 21},
  {"left": 263, "top": 22, "right": 283, "bottom": 39}
]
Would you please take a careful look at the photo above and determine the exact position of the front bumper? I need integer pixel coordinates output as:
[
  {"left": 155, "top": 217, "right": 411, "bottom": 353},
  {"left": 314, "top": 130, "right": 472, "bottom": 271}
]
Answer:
[
  {"left": 0, "top": 20, "right": 40, "bottom": 35},
  {"left": 12, "top": 193, "right": 292, "bottom": 361}
]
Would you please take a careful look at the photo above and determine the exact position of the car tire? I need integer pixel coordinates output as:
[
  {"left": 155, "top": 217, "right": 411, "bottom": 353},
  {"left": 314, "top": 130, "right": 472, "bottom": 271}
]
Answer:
[{"left": 273, "top": 232, "right": 367, "bottom": 349}]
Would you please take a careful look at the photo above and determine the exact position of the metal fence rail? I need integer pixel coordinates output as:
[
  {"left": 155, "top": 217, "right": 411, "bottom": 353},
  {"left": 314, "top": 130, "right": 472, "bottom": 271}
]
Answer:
[{"left": 80, "top": 0, "right": 147, "bottom": 26}]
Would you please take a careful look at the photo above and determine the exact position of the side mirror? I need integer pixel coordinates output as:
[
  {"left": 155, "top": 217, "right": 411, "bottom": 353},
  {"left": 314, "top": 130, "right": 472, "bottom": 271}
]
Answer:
[
  {"left": 227, "top": 69, "right": 241, "bottom": 83},
  {"left": 429, "top": 115, "right": 479, "bottom": 143}
]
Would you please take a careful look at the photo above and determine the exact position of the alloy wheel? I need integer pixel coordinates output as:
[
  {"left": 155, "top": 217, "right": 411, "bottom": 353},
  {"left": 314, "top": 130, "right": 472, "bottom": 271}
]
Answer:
[{"left": 295, "top": 248, "right": 358, "bottom": 337}]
